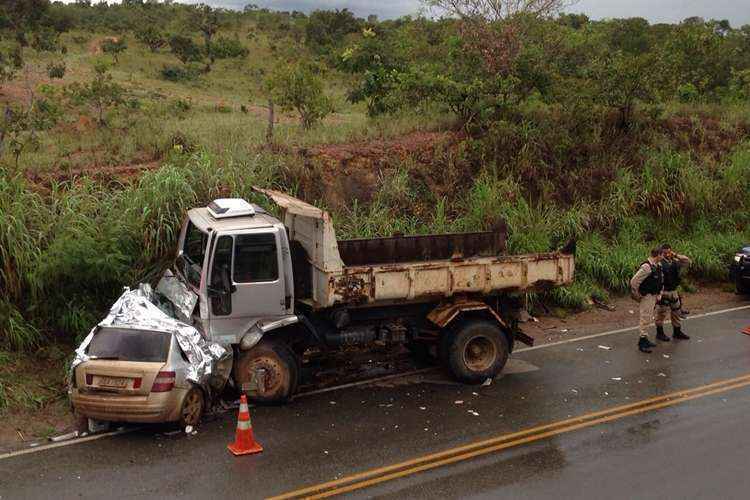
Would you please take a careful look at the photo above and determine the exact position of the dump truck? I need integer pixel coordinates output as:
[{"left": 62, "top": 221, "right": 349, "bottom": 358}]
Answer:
[{"left": 165, "top": 188, "right": 575, "bottom": 403}]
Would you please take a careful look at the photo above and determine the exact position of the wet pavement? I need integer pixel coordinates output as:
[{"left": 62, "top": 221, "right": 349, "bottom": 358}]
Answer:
[{"left": 2, "top": 307, "right": 749, "bottom": 499}]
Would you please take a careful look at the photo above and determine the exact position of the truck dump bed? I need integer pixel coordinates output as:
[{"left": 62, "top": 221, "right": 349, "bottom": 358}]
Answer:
[{"left": 254, "top": 188, "right": 575, "bottom": 310}]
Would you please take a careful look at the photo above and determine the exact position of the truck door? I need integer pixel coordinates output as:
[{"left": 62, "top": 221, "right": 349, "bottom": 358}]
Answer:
[{"left": 206, "top": 228, "right": 288, "bottom": 343}]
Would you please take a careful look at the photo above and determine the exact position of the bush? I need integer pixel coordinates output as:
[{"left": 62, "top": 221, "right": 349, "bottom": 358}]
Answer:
[
  {"left": 677, "top": 83, "right": 699, "bottom": 103},
  {"left": 210, "top": 36, "right": 249, "bottom": 59},
  {"left": 46, "top": 61, "right": 66, "bottom": 79},
  {"left": 160, "top": 64, "right": 199, "bottom": 82}
]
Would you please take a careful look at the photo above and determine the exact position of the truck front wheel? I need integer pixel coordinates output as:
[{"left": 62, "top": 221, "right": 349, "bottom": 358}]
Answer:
[
  {"left": 445, "top": 320, "right": 509, "bottom": 384},
  {"left": 234, "top": 339, "right": 299, "bottom": 404}
]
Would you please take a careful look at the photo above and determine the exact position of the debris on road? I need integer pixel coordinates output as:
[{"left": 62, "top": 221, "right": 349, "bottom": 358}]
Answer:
[
  {"left": 419, "top": 406, "right": 427, "bottom": 410},
  {"left": 663, "top": 354, "right": 670, "bottom": 359},
  {"left": 611, "top": 377, "right": 622, "bottom": 381},
  {"left": 49, "top": 431, "right": 79, "bottom": 443},
  {"left": 467, "top": 410, "right": 480, "bottom": 417},
  {"left": 571, "top": 388, "right": 579, "bottom": 394},
  {"left": 598, "top": 345, "right": 612, "bottom": 351},
  {"left": 454, "top": 400, "right": 464, "bottom": 405},
  {"left": 658, "top": 372, "right": 667, "bottom": 377}
]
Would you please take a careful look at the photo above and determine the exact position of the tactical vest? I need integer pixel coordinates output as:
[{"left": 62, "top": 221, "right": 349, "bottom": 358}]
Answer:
[
  {"left": 638, "top": 261, "right": 663, "bottom": 296},
  {"left": 661, "top": 259, "right": 681, "bottom": 291}
]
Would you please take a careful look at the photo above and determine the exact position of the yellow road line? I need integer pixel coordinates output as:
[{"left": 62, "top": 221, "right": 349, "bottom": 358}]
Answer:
[{"left": 270, "top": 373, "right": 750, "bottom": 499}]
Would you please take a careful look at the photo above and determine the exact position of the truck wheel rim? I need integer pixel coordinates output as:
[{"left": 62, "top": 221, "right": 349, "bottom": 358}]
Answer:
[
  {"left": 182, "top": 390, "right": 202, "bottom": 425},
  {"left": 248, "top": 357, "right": 286, "bottom": 396},
  {"left": 463, "top": 336, "right": 496, "bottom": 372}
]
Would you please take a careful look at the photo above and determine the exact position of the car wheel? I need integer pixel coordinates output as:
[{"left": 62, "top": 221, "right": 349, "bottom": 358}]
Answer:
[
  {"left": 179, "top": 386, "right": 205, "bottom": 429},
  {"left": 234, "top": 339, "right": 299, "bottom": 405},
  {"left": 445, "top": 320, "right": 509, "bottom": 384}
]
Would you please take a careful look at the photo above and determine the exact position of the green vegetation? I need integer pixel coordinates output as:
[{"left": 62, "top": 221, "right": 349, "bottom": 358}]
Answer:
[{"left": 0, "top": 0, "right": 749, "bottom": 352}]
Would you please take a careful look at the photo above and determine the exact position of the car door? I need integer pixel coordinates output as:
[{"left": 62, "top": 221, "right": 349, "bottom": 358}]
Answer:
[{"left": 207, "top": 228, "right": 287, "bottom": 343}]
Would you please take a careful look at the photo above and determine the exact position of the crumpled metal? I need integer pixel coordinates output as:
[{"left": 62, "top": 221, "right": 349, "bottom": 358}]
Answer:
[
  {"left": 156, "top": 269, "right": 198, "bottom": 323},
  {"left": 70, "top": 283, "right": 231, "bottom": 397}
]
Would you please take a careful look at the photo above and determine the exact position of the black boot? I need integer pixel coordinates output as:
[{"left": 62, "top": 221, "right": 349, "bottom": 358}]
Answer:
[
  {"left": 673, "top": 326, "right": 690, "bottom": 340},
  {"left": 656, "top": 326, "right": 670, "bottom": 342},
  {"left": 638, "top": 336, "right": 653, "bottom": 353}
]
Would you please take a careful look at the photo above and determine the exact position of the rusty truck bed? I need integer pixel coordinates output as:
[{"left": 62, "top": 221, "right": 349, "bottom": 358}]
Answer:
[{"left": 253, "top": 187, "right": 575, "bottom": 309}]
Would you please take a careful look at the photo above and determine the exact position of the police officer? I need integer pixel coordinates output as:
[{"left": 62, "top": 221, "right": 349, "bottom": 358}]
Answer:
[
  {"left": 654, "top": 243, "right": 691, "bottom": 341},
  {"left": 630, "top": 248, "right": 663, "bottom": 353}
]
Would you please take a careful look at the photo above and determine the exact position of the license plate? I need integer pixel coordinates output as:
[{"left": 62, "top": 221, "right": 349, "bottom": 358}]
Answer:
[{"left": 97, "top": 376, "right": 128, "bottom": 388}]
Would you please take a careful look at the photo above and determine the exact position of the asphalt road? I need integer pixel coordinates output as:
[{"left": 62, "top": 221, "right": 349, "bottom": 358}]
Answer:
[{"left": 2, "top": 306, "right": 750, "bottom": 499}]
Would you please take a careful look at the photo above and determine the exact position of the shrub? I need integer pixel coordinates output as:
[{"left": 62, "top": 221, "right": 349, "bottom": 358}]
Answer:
[
  {"left": 46, "top": 61, "right": 66, "bottom": 79},
  {"left": 160, "top": 64, "right": 199, "bottom": 82},
  {"left": 677, "top": 83, "right": 699, "bottom": 103},
  {"left": 210, "top": 36, "right": 249, "bottom": 59}
]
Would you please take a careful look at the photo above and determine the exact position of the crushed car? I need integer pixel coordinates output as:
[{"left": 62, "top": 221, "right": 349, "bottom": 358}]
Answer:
[{"left": 69, "top": 280, "right": 232, "bottom": 429}]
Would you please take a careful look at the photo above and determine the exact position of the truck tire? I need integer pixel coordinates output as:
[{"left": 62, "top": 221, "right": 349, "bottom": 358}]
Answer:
[
  {"left": 234, "top": 339, "right": 299, "bottom": 404},
  {"left": 445, "top": 320, "right": 509, "bottom": 384}
]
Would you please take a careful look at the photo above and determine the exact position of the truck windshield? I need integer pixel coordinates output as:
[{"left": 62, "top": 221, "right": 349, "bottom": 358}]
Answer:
[
  {"left": 179, "top": 221, "right": 208, "bottom": 288},
  {"left": 87, "top": 328, "right": 171, "bottom": 363}
]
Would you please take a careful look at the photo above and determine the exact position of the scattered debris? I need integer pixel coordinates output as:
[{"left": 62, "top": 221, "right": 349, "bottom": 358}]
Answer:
[
  {"left": 593, "top": 298, "right": 616, "bottom": 311},
  {"left": 576, "top": 347, "right": 584, "bottom": 352},
  {"left": 560, "top": 329, "right": 569, "bottom": 333},
  {"left": 454, "top": 400, "right": 464, "bottom": 405},
  {"left": 467, "top": 410, "right": 480, "bottom": 417},
  {"left": 598, "top": 345, "right": 612, "bottom": 351},
  {"left": 663, "top": 354, "right": 670, "bottom": 359},
  {"left": 481, "top": 378, "right": 493, "bottom": 386},
  {"left": 185, "top": 425, "right": 194, "bottom": 434},
  {"left": 658, "top": 372, "right": 667, "bottom": 377},
  {"left": 571, "top": 389, "right": 579, "bottom": 394},
  {"left": 628, "top": 310, "right": 634, "bottom": 315},
  {"left": 611, "top": 377, "right": 622, "bottom": 381},
  {"left": 472, "top": 392, "right": 479, "bottom": 396},
  {"left": 49, "top": 431, "right": 79, "bottom": 443},
  {"left": 329, "top": 401, "right": 336, "bottom": 405},
  {"left": 419, "top": 406, "right": 426, "bottom": 410}
]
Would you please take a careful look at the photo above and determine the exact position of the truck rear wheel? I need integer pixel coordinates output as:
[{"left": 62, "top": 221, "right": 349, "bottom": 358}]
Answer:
[
  {"left": 234, "top": 339, "right": 299, "bottom": 404},
  {"left": 445, "top": 320, "right": 509, "bottom": 384}
]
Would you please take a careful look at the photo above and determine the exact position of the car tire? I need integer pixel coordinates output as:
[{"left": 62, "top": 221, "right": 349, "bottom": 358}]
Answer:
[
  {"left": 445, "top": 320, "right": 509, "bottom": 384},
  {"left": 179, "top": 385, "right": 205, "bottom": 429},
  {"left": 234, "top": 339, "right": 299, "bottom": 405}
]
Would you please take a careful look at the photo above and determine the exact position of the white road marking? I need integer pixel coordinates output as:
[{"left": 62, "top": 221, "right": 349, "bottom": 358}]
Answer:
[
  {"left": 1, "top": 304, "right": 747, "bottom": 460},
  {"left": 0, "top": 427, "right": 136, "bottom": 460}
]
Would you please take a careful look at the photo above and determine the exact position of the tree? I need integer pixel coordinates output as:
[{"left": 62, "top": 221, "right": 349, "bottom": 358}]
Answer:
[
  {"left": 169, "top": 35, "right": 203, "bottom": 65},
  {"left": 424, "top": 0, "right": 577, "bottom": 22},
  {"left": 101, "top": 38, "right": 127, "bottom": 64},
  {"left": 135, "top": 26, "right": 166, "bottom": 52},
  {"left": 0, "top": 0, "right": 50, "bottom": 47},
  {"left": 305, "top": 9, "right": 362, "bottom": 50},
  {"left": 187, "top": 4, "right": 223, "bottom": 71},
  {"left": 65, "top": 62, "right": 124, "bottom": 126},
  {"left": 590, "top": 51, "right": 657, "bottom": 129},
  {"left": 266, "top": 63, "right": 333, "bottom": 129}
]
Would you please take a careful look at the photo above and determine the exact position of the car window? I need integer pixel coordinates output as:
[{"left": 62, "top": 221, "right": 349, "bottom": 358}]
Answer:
[
  {"left": 87, "top": 328, "right": 171, "bottom": 362},
  {"left": 234, "top": 233, "right": 278, "bottom": 283}
]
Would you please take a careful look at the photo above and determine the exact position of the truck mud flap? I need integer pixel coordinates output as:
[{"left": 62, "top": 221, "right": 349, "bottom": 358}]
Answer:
[{"left": 514, "top": 329, "right": 535, "bottom": 347}]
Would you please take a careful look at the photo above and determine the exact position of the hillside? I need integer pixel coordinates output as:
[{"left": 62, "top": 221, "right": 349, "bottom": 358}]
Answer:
[{"left": 0, "top": 2, "right": 749, "bottom": 424}]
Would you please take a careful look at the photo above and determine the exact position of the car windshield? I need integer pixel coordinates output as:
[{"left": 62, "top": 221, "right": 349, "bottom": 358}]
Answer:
[
  {"left": 87, "top": 328, "right": 172, "bottom": 363},
  {"left": 178, "top": 220, "right": 209, "bottom": 288}
]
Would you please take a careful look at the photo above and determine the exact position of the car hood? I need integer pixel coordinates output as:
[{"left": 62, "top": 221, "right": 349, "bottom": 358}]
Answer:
[{"left": 70, "top": 283, "right": 231, "bottom": 397}]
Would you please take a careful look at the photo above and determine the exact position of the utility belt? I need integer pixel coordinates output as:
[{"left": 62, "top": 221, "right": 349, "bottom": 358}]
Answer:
[{"left": 657, "top": 294, "right": 681, "bottom": 308}]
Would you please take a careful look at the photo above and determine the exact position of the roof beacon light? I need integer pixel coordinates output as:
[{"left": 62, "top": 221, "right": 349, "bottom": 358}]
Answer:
[{"left": 208, "top": 199, "right": 256, "bottom": 219}]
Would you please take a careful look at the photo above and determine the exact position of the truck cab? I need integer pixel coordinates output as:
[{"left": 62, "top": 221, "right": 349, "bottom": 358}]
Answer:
[{"left": 175, "top": 199, "right": 297, "bottom": 346}]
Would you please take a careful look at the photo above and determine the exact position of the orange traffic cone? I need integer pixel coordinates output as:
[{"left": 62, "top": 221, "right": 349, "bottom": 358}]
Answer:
[{"left": 227, "top": 394, "right": 263, "bottom": 456}]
